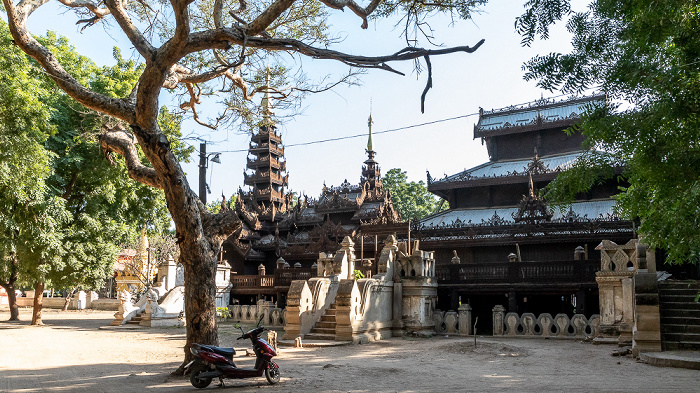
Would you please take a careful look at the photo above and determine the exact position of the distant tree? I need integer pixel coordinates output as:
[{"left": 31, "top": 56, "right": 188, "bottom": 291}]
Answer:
[
  {"left": 383, "top": 168, "right": 447, "bottom": 221},
  {"left": 0, "top": 20, "right": 55, "bottom": 321},
  {"left": 517, "top": 0, "right": 700, "bottom": 264},
  {"left": 206, "top": 194, "right": 237, "bottom": 214}
]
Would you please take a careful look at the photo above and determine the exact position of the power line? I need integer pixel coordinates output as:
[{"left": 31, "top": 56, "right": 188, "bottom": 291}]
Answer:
[
  {"left": 213, "top": 112, "right": 480, "bottom": 154},
  {"left": 191, "top": 90, "right": 595, "bottom": 154}
]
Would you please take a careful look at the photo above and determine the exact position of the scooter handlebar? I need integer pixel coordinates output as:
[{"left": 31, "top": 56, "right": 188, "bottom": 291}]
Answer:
[{"left": 236, "top": 326, "right": 265, "bottom": 340}]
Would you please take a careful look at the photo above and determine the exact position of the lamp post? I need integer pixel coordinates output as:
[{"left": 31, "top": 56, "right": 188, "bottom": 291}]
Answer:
[{"left": 198, "top": 142, "right": 221, "bottom": 204}]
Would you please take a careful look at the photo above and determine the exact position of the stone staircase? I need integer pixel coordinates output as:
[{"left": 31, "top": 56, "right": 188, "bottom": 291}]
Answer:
[
  {"left": 125, "top": 311, "right": 144, "bottom": 325},
  {"left": 659, "top": 280, "right": 700, "bottom": 350},
  {"left": 304, "top": 303, "right": 337, "bottom": 340}
]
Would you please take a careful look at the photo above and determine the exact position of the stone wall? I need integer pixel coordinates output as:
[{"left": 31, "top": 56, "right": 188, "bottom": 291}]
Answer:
[{"left": 14, "top": 293, "right": 119, "bottom": 310}]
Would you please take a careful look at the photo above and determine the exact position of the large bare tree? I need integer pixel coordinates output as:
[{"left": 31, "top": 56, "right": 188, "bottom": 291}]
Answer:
[{"left": 2, "top": 0, "right": 485, "bottom": 368}]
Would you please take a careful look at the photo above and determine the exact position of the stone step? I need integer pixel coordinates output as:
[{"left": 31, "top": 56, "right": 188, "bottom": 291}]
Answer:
[
  {"left": 660, "top": 316, "right": 700, "bottom": 326},
  {"left": 662, "top": 341, "right": 700, "bottom": 351},
  {"left": 659, "top": 292, "right": 699, "bottom": 302},
  {"left": 660, "top": 301, "right": 700, "bottom": 311},
  {"left": 315, "top": 321, "right": 336, "bottom": 329},
  {"left": 662, "top": 324, "right": 700, "bottom": 334},
  {"left": 310, "top": 327, "right": 336, "bottom": 335},
  {"left": 659, "top": 309, "right": 700, "bottom": 319},
  {"left": 661, "top": 332, "right": 700, "bottom": 343},
  {"left": 659, "top": 283, "right": 700, "bottom": 289},
  {"left": 304, "top": 333, "right": 335, "bottom": 341},
  {"left": 320, "top": 315, "right": 336, "bottom": 322}
]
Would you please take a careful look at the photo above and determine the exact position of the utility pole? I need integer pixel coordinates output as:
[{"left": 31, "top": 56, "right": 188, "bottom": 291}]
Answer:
[{"left": 199, "top": 142, "right": 207, "bottom": 204}]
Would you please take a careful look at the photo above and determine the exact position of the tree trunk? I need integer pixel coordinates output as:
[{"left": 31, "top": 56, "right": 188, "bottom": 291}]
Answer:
[
  {"left": 62, "top": 287, "right": 77, "bottom": 311},
  {"left": 174, "top": 234, "right": 220, "bottom": 374},
  {"left": 1, "top": 255, "right": 20, "bottom": 321},
  {"left": 0, "top": 283, "right": 20, "bottom": 321},
  {"left": 31, "top": 281, "right": 44, "bottom": 326}
]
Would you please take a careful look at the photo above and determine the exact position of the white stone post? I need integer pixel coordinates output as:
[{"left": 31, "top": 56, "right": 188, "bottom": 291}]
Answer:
[
  {"left": 492, "top": 305, "right": 505, "bottom": 336},
  {"left": 458, "top": 304, "right": 472, "bottom": 335}
]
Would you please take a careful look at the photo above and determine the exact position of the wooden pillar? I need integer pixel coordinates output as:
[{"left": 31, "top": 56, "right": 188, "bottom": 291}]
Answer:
[
  {"left": 450, "top": 289, "right": 459, "bottom": 311},
  {"left": 576, "top": 289, "right": 586, "bottom": 315},
  {"left": 508, "top": 290, "right": 518, "bottom": 313}
]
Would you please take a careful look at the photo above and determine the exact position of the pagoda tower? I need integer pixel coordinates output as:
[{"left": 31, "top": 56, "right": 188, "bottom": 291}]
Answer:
[
  {"left": 243, "top": 72, "right": 289, "bottom": 216},
  {"left": 361, "top": 113, "right": 382, "bottom": 191}
]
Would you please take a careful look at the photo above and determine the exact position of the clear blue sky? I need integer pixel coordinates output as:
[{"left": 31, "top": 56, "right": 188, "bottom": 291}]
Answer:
[{"left": 25, "top": 1, "right": 587, "bottom": 203}]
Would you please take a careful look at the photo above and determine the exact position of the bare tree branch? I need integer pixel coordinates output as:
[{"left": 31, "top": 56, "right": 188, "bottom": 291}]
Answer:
[
  {"left": 55, "top": 0, "right": 111, "bottom": 30},
  {"left": 98, "top": 126, "right": 164, "bottom": 189},
  {"left": 420, "top": 55, "right": 432, "bottom": 113},
  {"left": 318, "top": 0, "right": 381, "bottom": 29},
  {"left": 203, "top": 209, "right": 242, "bottom": 245},
  {"left": 187, "top": 30, "right": 485, "bottom": 74},
  {"left": 246, "top": 0, "right": 295, "bottom": 36},
  {"left": 104, "top": 0, "right": 156, "bottom": 59}
]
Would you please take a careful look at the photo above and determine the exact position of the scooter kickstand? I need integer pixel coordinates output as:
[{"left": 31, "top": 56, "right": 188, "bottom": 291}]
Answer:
[{"left": 217, "top": 376, "right": 226, "bottom": 388}]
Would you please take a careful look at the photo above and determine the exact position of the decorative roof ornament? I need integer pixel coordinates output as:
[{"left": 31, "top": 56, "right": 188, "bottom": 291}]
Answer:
[
  {"left": 260, "top": 66, "right": 274, "bottom": 127},
  {"left": 367, "top": 104, "right": 374, "bottom": 153}
]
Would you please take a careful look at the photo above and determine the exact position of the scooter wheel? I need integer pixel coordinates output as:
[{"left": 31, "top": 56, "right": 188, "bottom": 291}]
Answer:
[
  {"left": 265, "top": 361, "right": 280, "bottom": 385},
  {"left": 190, "top": 365, "right": 212, "bottom": 389}
]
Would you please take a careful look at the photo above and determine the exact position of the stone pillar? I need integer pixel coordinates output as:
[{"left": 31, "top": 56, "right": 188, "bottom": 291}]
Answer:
[
  {"left": 619, "top": 277, "right": 635, "bottom": 345},
  {"left": 392, "top": 282, "right": 404, "bottom": 337},
  {"left": 595, "top": 239, "right": 638, "bottom": 344},
  {"left": 574, "top": 246, "right": 585, "bottom": 260},
  {"left": 458, "top": 304, "right": 472, "bottom": 335},
  {"left": 258, "top": 263, "right": 266, "bottom": 276},
  {"left": 451, "top": 250, "right": 461, "bottom": 264},
  {"left": 283, "top": 280, "right": 312, "bottom": 340},
  {"left": 632, "top": 243, "right": 662, "bottom": 356},
  {"left": 492, "top": 305, "right": 505, "bottom": 336},
  {"left": 157, "top": 255, "right": 177, "bottom": 291}
]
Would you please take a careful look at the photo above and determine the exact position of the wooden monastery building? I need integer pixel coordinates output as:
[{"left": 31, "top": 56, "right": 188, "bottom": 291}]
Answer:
[
  {"left": 415, "top": 95, "right": 635, "bottom": 332},
  {"left": 221, "top": 108, "right": 401, "bottom": 306}
]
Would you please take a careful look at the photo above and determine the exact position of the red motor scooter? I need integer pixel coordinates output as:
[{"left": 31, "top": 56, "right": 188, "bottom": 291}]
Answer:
[{"left": 186, "top": 316, "right": 280, "bottom": 388}]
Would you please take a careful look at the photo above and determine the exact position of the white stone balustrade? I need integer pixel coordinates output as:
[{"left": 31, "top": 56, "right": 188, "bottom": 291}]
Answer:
[
  {"left": 228, "top": 303, "right": 287, "bottom": 327},
  {"left": 491, "top": 308, "right": 600, "bottom": 338}
]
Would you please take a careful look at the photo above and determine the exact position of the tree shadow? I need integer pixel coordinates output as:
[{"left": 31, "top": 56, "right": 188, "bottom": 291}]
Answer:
[{"left": 0, "top": 362, "right": 284, "bottom": 392}]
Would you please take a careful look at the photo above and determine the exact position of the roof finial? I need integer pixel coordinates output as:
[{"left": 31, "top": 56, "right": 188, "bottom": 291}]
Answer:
[
  {"left": 261, "top": 66, "right": 273, "bottom": 125},
  {"left": 367, "top": 100, "right": 374, "bottom": 153}
]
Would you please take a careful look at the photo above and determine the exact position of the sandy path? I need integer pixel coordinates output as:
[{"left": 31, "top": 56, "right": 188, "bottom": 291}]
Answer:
[{"left": 1, "top": 309, "right": 698, "bottom": 392}]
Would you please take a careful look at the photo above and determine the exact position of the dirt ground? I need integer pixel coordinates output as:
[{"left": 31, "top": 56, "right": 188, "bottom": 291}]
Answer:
[{"left": 1, "top": 309, "right": 698, "bottom": 393}]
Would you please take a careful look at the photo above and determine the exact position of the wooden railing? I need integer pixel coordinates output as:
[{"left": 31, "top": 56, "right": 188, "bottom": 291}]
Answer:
[
  {"left": 274, "top": 268, "right": 316, "bottom": 287},
  {"left": 231, "top": 275, "right": 275, "bottom": 288},
  {"left": 230, "top": 268, "right": 317, "bottom": 291},
  {"left": 435, "top": 260, "right": 598, "bottom": 285}
]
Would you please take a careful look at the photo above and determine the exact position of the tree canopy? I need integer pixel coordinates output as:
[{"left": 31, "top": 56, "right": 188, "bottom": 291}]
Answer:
[
  {"left": 0, "top": 20, "right": 184, "bottom": 322},
  {"left": 383, "top": 168, "right": 446, "bottom": 221},
  {"left": 517, "top": 0, "right": 700, "bottom": 265}
]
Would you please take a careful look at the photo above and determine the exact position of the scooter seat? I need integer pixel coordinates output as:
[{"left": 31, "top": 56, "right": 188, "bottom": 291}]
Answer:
[{"left": 201, "top": 345, "right": 236, "bottom": 358}]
